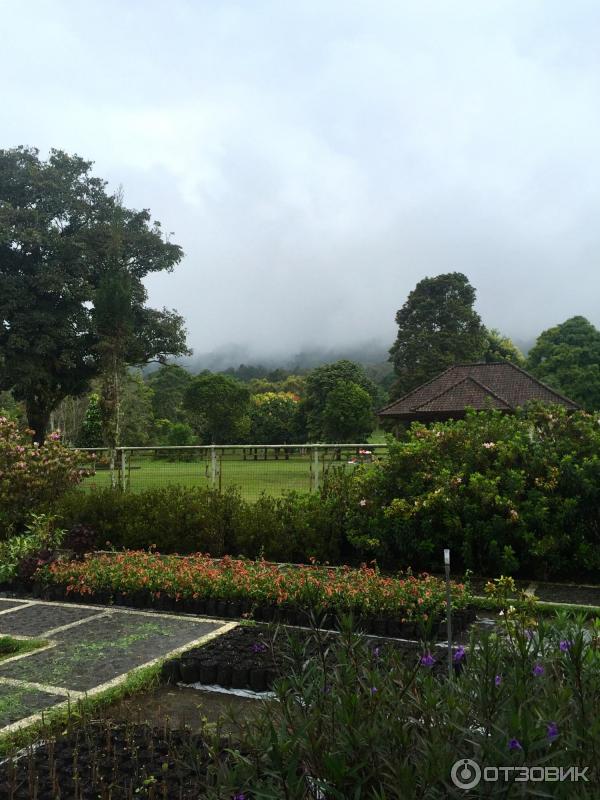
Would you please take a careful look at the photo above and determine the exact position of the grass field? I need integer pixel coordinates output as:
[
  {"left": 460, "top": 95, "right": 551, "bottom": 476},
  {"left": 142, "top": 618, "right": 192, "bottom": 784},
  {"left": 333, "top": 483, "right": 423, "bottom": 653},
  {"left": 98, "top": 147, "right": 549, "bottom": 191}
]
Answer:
[{"left": 80, "top": 447, "right": 387, "bottom": 501}]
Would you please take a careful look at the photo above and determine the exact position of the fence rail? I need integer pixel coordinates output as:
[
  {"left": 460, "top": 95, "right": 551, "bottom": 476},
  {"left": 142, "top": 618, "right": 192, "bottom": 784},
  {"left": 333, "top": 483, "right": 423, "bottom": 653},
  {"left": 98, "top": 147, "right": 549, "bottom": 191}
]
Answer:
[{"left": 72, "top": 444, "right": 388, "bottom": 499}]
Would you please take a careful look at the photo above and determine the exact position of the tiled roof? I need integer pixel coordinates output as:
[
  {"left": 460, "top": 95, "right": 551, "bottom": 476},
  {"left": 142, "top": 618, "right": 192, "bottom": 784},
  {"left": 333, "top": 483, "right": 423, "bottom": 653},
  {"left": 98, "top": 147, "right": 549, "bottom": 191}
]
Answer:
[{"left": 379, "top": 362, "right": 579, "bottom": 419}]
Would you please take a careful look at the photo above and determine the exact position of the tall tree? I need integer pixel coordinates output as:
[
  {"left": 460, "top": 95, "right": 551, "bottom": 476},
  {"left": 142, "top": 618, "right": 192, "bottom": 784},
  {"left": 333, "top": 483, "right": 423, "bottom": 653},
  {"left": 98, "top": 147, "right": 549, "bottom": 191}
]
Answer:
[
  {"left": 249, "top": 392, "right": 302, "bottom": 444},
  {"left": 482, "top": 328, "right": 525, "bottom": 366},
  {"left": 389, "top": 273, "right": 487, "bottom": 399},
  {"left": 527, "top": 316, "right": 600, "bottom": 411},
  {"left": 321, "top": 381, "right": 375, "bottom": 442},
  {"left": 0, "top": 147, "right": 187, "bottom": 443},
  {"left": 303, "top": 360, "right": 379, "bottom": 441},
  {"left": 146, "top": 364, "right": 193, "bottom": 422},
  {"left": 184, "top": 373, "right": 251, "bottom": 444},
  {"left": 0, "top": 148, "right": 105, "bottom": 442}
]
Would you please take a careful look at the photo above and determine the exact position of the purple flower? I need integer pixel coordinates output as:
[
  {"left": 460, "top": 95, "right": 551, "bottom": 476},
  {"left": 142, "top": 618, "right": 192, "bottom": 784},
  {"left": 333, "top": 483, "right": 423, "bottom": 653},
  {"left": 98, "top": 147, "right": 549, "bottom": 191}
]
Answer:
[
  {"left": 453, "top": 646, "right": 466, "bottom": 663},
  {"left": 532, "top": 663, "right": 545, "bottom": 677},
  {"left": 373, "top": 646, "right": 381, "bottom": 659},
  {"left": 559, "top": 640, "right": 572, "bottom": 652},
  {"left": 370, "top": 686, "right": 378, "bottom": 695},
  {"left": 547, "top": 722, "right": 559, "bottom": 741},
  {"left": 233, "top": 794, "right": 246, "bottom": 800},
  {"left": 495, "top": 674, "right": 502, "bottom": 687},
  {"left": 508, "top": 738, "right": 522, "bottom": 751},
  {"left": 420, "top": 652, "right": 435, "bottom": 667},
  {"left": 251, "top": 642, "right": 267, "bottom": 654}
]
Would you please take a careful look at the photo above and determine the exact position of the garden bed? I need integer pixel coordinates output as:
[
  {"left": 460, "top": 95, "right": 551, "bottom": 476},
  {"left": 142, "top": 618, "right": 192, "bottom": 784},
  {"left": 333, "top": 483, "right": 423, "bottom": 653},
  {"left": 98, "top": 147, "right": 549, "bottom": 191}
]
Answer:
[
  {"left": 31, "top": 552, "right": 472, "bottom": 638},
  {"left": 0, "top": 719, "right": 229, "bottom": 799},
  {"left": 163, "top": 624, "right": 469, "bottom": 692}
]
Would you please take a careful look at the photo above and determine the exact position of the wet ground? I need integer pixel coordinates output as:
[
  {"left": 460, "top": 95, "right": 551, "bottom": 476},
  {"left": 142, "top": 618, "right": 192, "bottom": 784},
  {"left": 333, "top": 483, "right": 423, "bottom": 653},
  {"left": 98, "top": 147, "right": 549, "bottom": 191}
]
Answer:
[{"left": 107, "top": 684, "right": 264, "bottom": 733}]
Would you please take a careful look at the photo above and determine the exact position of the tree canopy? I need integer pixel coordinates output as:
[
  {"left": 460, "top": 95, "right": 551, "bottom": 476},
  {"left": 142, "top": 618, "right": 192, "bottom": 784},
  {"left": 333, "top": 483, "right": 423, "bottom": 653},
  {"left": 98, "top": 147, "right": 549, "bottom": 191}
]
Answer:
[
  {"left": 184, "top": 372, "right": 251, "bottom": 444},
  {"left": 0, "top": 146, "right": 187, "bottom": 443},
  {"left": 321, "top": 381, "right": 375, "bottom": 442},
  {"left": 482, "top": 328, "right": 525, "bottom": 366},
  {"left": 526, "top": 316, "right": 600, "bottom": 410},
  {"left": 389, "top": 272, "right": 487, "bottom": 399},
  {"left": 303, "top": 360, "right": 379, "bottom": 441}
]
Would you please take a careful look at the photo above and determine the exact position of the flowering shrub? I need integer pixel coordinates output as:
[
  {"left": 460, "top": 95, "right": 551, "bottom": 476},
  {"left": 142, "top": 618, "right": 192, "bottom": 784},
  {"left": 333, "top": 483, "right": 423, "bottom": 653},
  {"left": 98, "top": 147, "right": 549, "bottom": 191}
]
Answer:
[
  {"left": 0, "top": 513, "right": 65, "bottom": 583},
  {"left": 36, "top": 551, "right": 469, "bottom": 622},
  {"left": 212, "top": 614, "right": 600, "bottom": 797},
  {"left": 347, "top": 405, "right": 600, "bottom": 578},
  {"left": 0, "top": 417, "right": 89, "bottom": 537}
]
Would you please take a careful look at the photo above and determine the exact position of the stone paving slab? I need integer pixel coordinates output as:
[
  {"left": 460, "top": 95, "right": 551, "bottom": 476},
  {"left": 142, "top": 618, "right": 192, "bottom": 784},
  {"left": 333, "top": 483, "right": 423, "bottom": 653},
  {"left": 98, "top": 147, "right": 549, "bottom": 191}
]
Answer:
[
  {"left": 0, "top": 601, "right": 234, "bottom": 734},
  {"left": 0, "top": 683, "right": 63, "bottom": 729},
  {"left": 0, "top": 603, "right": 103, "bottom": 637},
  {"left": 0, "top": 612, "right": 223, "bottom": 691},
  {"left": 0, "top": 599, "right": 29, "bottom": 612}
]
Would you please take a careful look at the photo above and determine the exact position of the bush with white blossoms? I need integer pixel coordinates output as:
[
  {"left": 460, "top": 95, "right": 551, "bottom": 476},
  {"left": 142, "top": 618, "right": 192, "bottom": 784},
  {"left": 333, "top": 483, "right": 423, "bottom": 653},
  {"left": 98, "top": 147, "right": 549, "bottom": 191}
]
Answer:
[
  {"left": 346, "top": 404, "right": 600, "bottom": 579},
  {"left": 0, "top": 417, "right": 89, "bottom": 537}
]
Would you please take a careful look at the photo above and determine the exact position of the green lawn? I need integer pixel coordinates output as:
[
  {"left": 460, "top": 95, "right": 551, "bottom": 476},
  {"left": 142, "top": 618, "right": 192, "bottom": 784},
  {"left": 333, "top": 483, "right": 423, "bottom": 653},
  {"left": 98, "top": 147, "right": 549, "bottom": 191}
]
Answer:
[{"left": 80, "top": 448, "right": 386, "bottom": 500}]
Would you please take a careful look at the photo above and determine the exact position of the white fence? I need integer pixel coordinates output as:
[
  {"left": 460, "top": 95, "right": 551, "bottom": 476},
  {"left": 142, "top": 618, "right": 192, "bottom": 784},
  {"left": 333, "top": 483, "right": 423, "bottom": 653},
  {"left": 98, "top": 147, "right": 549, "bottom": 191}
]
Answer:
[{"left": 73, "top": 443, "right": 388, "bottom": 498}]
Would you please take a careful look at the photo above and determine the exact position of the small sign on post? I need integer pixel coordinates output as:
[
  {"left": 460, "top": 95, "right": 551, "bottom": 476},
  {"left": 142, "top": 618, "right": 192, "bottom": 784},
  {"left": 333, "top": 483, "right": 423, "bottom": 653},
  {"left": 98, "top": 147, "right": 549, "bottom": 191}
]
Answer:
[{"left": 444, "top": 548, "right": 452, "bottom": 677}]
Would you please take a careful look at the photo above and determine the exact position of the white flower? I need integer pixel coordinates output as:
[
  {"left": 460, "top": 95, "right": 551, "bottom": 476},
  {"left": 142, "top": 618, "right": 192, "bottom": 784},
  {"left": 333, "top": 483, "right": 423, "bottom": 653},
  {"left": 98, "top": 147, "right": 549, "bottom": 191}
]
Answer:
[
  {"left": 483, "top": 442, "right": 496, "bottom": 449},
  {"left": 359, "top": 499, "right": 367, "bottom": 507}
]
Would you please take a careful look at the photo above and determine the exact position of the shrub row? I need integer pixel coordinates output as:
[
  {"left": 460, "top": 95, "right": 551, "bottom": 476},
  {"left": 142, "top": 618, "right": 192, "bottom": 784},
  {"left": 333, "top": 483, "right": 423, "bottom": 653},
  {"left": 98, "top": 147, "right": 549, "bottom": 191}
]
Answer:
[
  {"left": 54, "top": 474, "right": 355, "bottom": 564},
  {"left": 35, "top": 552, "right": 470, "bottom": 635},
  {"left": 49, "top": 405, "right": 600, "bottom": 579}
]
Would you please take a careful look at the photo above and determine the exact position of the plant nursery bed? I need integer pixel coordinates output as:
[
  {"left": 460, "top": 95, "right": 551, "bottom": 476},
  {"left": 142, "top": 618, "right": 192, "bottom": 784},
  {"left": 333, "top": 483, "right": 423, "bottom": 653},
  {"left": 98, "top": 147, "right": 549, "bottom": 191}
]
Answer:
[
  {"left": 164, "top": 624, "right": 467, "bottom": 692},
  {"left": 0, "top": 719, "right": 231, "bottom": 799},
  {"left": 33, "top": 551, "right": 473, "bottom": 638}
]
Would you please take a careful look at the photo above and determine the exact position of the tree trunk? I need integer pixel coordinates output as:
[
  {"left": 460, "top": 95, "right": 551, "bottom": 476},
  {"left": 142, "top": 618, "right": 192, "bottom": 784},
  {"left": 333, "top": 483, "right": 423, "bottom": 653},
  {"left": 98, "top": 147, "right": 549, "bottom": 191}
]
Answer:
[{"left": 26, "top": 400, "right": 50, "bottom": 446}]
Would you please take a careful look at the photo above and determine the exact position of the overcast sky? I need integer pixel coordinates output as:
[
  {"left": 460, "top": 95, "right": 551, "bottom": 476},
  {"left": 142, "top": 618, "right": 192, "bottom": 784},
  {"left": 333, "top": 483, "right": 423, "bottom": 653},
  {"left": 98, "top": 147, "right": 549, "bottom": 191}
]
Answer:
[{"left": 2, "top": 1, "right": 600, "bottom": 361}]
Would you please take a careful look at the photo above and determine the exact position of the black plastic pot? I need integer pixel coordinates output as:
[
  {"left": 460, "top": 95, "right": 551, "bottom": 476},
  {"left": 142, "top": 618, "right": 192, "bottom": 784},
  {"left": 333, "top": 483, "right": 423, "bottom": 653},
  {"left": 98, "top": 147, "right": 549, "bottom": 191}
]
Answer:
[
  {"left": 179, "top": 658, "right": 201, "bottom": 683},
  {"left": 231, "top": 665, "right": 249, "bottom": 689},
  {"left": 248, "top": 668, "right": 267, "bottom": 692},
  {"left": 161, "top": 660, "right": 181, "bottom": 684},
  {"left": 206, "top": 598, "right": 218, "bottom": 616},
  {"left": 226, "top": 600, "right": 241, "bottom": 618},
  {"left": 217, "top": 599, "right": 228, "bottom": 617},
  {"left": 216, "top": 663, "right": 232, "bottom": 687},
  {"left": 199, "top": 661, "right": 218, "bottom": 684}
]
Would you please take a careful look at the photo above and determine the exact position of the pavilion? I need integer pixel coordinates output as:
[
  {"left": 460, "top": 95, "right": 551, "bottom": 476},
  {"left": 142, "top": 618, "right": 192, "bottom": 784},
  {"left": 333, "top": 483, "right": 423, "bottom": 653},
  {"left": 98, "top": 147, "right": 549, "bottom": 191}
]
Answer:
[{"left": 378, "top": 362, "right": 579, "bottom": 424}]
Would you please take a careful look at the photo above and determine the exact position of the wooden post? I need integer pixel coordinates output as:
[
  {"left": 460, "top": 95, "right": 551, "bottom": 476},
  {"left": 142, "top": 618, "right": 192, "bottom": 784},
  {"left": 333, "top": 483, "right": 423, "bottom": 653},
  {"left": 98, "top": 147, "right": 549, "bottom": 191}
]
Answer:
[{"left": 312, "top": 447, "right": 320, "bottom": 492}]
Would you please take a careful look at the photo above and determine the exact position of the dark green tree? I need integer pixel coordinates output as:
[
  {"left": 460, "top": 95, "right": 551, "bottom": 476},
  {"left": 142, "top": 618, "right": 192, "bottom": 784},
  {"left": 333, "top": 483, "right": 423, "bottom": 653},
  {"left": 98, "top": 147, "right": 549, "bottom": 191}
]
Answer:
[
  {"left": 249, "top": 393, "right": 302, "bottom": 444},
  {"left": 184, "top": 372, "right": 251, "bottom": 443},
  {"left": 146, "top": 364, "right": 192, "bottom": 422},
  {"left": 303, "top": 360, "right": 380, "bottom": 441},
  {"left": 0, "top": 148, "right": 105, "bottom": 442},
  {"left": 389, "top": 273, "right": 487, "bottom": 399},
  {"left": 0, "top": 147, "right": 187, "bottom": 444},
  {"left": 482, "top": 328, "right": 525, "bottom": 366},
  {"left": 527, "top": 316, "right": 600, "bottom": 410},
  {"left": 78, "top": 393, "right": 104, "bottom": 448},
  {"left": 321, "top": 380, "right": 375, "bottom": 442},
  {"left": 119, "top": 371, "right": 155, "bottom": 446}
]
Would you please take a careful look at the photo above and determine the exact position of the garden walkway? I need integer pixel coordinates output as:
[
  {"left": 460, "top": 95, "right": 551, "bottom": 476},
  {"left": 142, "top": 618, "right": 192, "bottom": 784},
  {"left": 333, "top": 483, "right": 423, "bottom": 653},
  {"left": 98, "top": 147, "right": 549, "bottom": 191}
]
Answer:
[{"left": 0, "top": 598, "right": 235, "bottom": 734}]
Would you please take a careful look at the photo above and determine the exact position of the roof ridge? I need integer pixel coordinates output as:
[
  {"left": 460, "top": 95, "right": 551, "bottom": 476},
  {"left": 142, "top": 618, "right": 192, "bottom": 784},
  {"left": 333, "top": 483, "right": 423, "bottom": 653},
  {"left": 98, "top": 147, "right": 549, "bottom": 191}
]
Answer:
[
  {"left": 466, "top": 375, "right": 513, "bottom": 408},
  {"left": 412, "top": 374, "right": 510, "bottom": 412}
]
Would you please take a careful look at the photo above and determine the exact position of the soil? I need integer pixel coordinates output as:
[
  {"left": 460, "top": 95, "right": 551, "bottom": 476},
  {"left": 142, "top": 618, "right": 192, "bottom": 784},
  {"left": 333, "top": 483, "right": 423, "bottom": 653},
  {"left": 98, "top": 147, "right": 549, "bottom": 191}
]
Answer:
[
  {"left": 0, "top": 720, "right": 234, "bottom": 799},
  {"left": 108, "top": 685, "right": 262, "bottom": 734}
]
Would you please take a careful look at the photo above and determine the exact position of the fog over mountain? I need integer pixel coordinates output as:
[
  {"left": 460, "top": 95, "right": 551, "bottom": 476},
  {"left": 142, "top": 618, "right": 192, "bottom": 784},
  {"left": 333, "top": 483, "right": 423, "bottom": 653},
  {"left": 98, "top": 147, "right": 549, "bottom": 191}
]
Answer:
[{"left": 3, "top": 1, "right": 600, "bottom": 360}]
